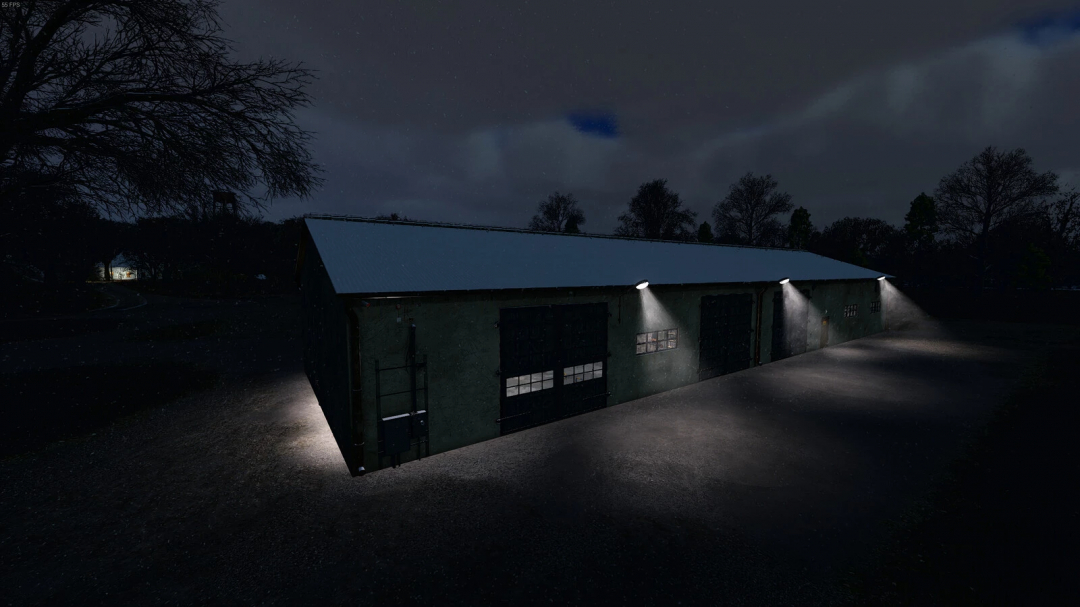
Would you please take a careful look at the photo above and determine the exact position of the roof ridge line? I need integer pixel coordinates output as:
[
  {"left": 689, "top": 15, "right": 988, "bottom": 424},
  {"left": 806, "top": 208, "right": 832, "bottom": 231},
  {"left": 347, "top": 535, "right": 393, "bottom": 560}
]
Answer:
[{"left": 302, "top": 213, "right": 798, "bottom": 252}]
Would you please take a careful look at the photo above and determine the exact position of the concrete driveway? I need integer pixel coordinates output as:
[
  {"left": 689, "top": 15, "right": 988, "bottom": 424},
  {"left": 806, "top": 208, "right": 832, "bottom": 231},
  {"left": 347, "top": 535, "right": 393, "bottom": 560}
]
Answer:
[{"left": 0, "top": 320, "right": 1071, "bottom": 606}]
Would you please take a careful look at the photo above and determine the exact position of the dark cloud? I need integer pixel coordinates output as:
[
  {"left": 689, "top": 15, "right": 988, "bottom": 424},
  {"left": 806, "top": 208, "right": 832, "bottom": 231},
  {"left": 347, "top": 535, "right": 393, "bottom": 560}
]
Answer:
[{"left": 217, "top": 0, "right": 1080, "bottom": 231}]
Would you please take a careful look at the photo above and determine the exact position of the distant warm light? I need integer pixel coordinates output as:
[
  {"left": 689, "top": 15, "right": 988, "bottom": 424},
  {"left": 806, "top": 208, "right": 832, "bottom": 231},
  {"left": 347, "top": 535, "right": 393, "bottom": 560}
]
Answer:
[
  {"left": 877, "top": 276, "right": 886, "bottom": 281},
  {"left": 635, "top": 280, "right": 649, "bottom": 290},
  {"left": 778, "top": 277, "right": 790, "bottom": 285}
]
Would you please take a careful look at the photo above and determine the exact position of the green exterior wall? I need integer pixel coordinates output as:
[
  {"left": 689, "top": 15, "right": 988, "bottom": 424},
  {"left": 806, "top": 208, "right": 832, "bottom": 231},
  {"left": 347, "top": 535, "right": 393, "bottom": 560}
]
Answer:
[
  {"left": 326, "top": 279, "right": 885, "bottom": 472},
  {"left": 299, "top": 240, "right": 361, "bottom": 473}
]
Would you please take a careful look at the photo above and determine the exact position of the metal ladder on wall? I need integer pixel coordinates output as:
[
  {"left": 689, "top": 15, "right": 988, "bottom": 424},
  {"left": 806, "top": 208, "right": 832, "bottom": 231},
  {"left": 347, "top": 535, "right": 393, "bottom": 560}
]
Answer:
[{"left": 374, "top": 324, "right": 430, "bottom": 468}]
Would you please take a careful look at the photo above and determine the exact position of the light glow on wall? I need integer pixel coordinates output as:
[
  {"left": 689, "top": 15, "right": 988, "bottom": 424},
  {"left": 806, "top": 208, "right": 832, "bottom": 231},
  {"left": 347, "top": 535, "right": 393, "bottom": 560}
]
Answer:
[
  {"left": 638, "top": 285, "right": 677, "bottom": 337},
  {"left": 877, "top": 278, "right": 931, "bottom": 330},
  {"left": 779, "top": 281, "right": 813, "bottom": 347}
]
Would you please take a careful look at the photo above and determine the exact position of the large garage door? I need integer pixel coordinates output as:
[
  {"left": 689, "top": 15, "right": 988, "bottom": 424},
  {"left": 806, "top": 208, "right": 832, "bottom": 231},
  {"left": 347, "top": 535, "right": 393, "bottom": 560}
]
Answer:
[
  {"left": 499, "top": 303, "right": 608, "bottom": 435},
  {"left": 772, "top": 290, "right": 809, "bottom": 361},
  {"left": 698, "top": 294, "right": 753, "bottom": 381}
]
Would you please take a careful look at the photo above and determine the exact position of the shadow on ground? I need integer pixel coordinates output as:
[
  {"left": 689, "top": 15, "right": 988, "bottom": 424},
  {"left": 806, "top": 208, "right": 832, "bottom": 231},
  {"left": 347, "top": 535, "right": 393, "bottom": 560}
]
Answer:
[{"left": 1, "top": 311, "right": 1077, "bottom": 606}]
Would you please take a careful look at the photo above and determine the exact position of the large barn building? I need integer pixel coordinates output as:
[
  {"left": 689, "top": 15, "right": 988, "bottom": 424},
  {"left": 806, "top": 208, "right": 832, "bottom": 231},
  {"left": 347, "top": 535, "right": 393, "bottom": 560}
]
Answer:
[{"left": 297, "top": 215, "right": 890, "bottom": 475}]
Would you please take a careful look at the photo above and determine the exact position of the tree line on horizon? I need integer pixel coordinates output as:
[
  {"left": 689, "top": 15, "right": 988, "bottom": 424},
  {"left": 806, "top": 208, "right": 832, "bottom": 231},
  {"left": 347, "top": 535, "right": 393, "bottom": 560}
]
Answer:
[
  {"left": 523, "top": 146, "right": 1080, "bottom": 290},
  {"left": 4, "top": 145, "right": 1077, "bottom": 297},
  {"left": 1, "top": 3, "right": 1076, "bottom": 297}
]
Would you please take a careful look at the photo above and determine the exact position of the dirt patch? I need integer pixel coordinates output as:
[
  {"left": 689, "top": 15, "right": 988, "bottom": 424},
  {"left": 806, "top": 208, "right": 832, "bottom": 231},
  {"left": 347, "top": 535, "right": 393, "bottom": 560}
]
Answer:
[
  {"left": 0, "top": 362, "right": 221, "bottom": 458},
  {"left": 0, "top": 317, "right": 128, "bottom": 344},
  {"left": 0, "top": 280, "right": 115, "bottom": 319},
  {"left": 840, "top": 343, "right": 1080, "bottom": 605},
  {"left": 127, "top": 319, "right": 226, "bottom": 341}
]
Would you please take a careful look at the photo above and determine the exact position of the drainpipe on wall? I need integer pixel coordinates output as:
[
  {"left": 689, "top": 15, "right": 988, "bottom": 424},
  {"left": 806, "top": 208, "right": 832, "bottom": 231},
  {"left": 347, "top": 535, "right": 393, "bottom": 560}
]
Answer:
[{"left": 753, "top": 284, "right": 766, "bottom": 365}]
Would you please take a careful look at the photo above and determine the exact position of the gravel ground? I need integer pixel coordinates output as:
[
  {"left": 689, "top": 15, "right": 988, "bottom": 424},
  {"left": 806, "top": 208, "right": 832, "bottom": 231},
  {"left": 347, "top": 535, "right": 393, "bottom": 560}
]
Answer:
[{"left": 1, "top": 296, "right": 1075, "bottom": 606}]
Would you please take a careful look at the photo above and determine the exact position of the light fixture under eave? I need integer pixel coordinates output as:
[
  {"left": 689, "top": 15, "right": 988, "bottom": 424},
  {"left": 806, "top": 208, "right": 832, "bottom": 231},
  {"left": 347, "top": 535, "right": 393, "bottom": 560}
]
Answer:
[
  {"left": 778, "top": 277, "right": 790, "bottom": 285},
  {"left": 877, "top": 276, "right": 886, "bottom": 281},
  {"left": 635, "top": 280, "right": 649, "bottom": 290}
]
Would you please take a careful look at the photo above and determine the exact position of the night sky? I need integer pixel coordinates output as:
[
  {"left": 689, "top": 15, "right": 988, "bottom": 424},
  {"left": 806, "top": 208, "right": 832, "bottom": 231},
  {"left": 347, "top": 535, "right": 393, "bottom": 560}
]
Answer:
[{"left": 219, "top": 0, "right": 1080, "bottom": 230}]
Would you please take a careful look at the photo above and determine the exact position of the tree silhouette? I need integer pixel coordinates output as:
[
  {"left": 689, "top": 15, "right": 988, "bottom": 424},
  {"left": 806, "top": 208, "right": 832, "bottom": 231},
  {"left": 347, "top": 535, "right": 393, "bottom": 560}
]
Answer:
[
  {"left": 615, "top": 179, "right": 696, "bottom": 240},
  {"left": 812, "top": 217, "right": 902, "bottom": 270},
  {"left": 0, "top": 176, "right": 98, "bottom": 284},
  {"left": 1050, "top": 188, "right": 1079, "bottom": 252},
  {"left": 528, "top": 192, "right": 586, "bottom": 233},
  {"left": 0, "top": 0, "right": 323, "bottom": 217},
  {"left": 934, "top": 147, "right": 1058, "bottom": 288},
  {"left": 904, "top": 193, "right": 939, "bottom": 252},
  {"left": 697, "top": 221, "right": 714, "bottom": 243},
  {"left": 374, "top": 213, "right": 416, "bottom": 222},
  {"left": 713, "top": 172, "right": 793, "bottom": 247},
  {"left": 786, "top": 207, "right": 815, "bottom": 250}
]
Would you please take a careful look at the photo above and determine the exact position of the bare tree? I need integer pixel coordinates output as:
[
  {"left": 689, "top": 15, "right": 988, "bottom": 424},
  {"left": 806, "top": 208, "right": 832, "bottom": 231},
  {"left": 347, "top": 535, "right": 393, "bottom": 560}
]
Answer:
[
  {"left": 0, "top": 0, "right": 323, "bottom": 217},
  {"left": 1050, "top": 188, "right": 1079, "bottom": 251},
  {"left": 528, "top": 192, "right": 586, "bottom": 233},
  {"left": 615, "top": 179, "right": 696, "bottom": 240},
  {"left": 712, "top": 172, "right": 793, "bottom": 247},
  {"left": 934, "top": 147, "right": 1058, "bottom": 287}
]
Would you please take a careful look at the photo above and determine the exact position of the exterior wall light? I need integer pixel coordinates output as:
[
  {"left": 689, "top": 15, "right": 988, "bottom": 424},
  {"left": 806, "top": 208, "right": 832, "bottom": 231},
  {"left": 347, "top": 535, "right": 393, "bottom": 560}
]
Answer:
[
  {"left": 635, "top": 280, "right": 649, "bottom": 290},
  {"left": 778, "top": 278, "right": 790, "bottom": 285},
  {"left": 877, "top": 276, "right": 886, "bottom": 281}
]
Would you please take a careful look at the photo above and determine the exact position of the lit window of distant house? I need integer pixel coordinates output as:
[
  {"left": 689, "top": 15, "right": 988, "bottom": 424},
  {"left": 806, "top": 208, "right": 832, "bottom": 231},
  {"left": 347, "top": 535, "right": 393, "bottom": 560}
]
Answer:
[
  {"left": 635, "top": 329, "right": 678, "bottom": 355},
  {"left": 563, "top": 361, "right": 603, "bottom": 384},
  {"left": 843, "top": 304, "right": 858, "bottom": 318},
  {"left": 870, "top": 300, "right": 881, "bottom": 313},
  {"left": 506, "top": 370, "right": 554, "bottom": 397}
]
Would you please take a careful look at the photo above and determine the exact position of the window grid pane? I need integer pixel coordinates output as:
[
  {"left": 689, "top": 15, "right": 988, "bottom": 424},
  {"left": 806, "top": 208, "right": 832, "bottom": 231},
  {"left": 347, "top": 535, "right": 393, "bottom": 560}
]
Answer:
[
  {"left": 635, "top": 328, "right": 680, "bottom": 355},
  {"left": 506, "top": 370, "right": 556, "bottom": 397}
]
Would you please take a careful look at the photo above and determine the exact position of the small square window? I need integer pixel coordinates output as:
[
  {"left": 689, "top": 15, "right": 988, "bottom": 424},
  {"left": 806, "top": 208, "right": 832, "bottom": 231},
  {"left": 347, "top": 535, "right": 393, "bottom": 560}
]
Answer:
[
  {"left": 636, "top": 333, "right": 647, "bottom": 344},
  {"left": 564, "top": 366, "right": 574, "bottom": 376},
  {"left": 636, "top": 344, "right": 647, "bottom": 354},
  {"left": 657, "top": 340, "right": 667, "bottom": 351},
  {"left": 531, "top": 372, "right": 542, "bottom": 382},
  {"left": 519, "top": 384, "right": 531, "bottom": 394},
  {"left": 584, "top": 371, "right": 594, "bottom": 381},
  {"left": 584, "top": 363, "right": 594, "bottom": 372},
  {"left": 594, "top": 369, "right": 603, "bottom": 378},
  {"left": 565, "top": 374, "right": 576, "bottom": 384},
  {"left": 647, "top": 332, "right": 658, "bottom": 343},
  {"left": 575, "top": 373, "right": 584, "bottom": 382},
  {"left": 595, "top": 361, "right": 603, "bottom": 370},
  {"left": 669, "top": 329, "right": 678, "bottom": 339},
  {"left": 542, "top": 379, "right": 553, "bottom": 390},
  {"left": 668, "top": 339, "right": 677, "bottom": 349},
  {"left": 506, "top": 386, "right": 519, "bottom": 397},
  {"left": 647, "top": 342, "right": 656, "bottom": 353},
  {"left": 506, "top": 377, "right": 519, "bottom": 387},
  {"left": 870, "top": 300, "right": 881, "bottom": 313},
  {"left": 575, "top": 365, "right": 584, "bottom": 374},
  {"left": 543, "top": 370, "right": 554, "bottom": 380}
]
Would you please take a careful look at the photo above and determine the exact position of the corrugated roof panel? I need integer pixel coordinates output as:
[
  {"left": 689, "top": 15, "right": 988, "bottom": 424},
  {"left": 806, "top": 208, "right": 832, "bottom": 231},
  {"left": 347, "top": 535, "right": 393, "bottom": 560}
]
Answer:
[{"left": 304, "top": 218, "right": 887, "bottom": 295}]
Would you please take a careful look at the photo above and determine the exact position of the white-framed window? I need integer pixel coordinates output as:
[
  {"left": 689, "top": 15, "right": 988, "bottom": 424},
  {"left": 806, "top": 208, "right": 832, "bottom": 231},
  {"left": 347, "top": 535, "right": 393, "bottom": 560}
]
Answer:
[
  {"left": 870, "top": 300, "right": 881, "bottom": 313},
  {"left": 505, "top": 370, "right": 554, "bottom": 397},
  {"left": 636, "top": 329, "right": 678, "bottom": 355},
  {"left": 843, "top": 304, "right": 858, "bottom": 318},
  {"left": 564, "top": 361, "right": 603, "bottom": 384}
]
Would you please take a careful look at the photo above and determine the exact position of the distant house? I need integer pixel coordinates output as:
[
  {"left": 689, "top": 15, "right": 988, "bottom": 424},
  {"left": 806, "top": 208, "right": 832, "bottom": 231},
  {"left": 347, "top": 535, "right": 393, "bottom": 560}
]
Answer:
[{"left": 96, "top": 255, "right": 138, "bottom": 281}]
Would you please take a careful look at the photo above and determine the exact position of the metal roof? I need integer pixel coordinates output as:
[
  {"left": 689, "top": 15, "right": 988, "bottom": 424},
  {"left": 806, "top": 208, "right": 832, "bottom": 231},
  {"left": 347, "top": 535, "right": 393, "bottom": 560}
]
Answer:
[{"left": 304, "top": 216, "right": 888, "bottom": 295}]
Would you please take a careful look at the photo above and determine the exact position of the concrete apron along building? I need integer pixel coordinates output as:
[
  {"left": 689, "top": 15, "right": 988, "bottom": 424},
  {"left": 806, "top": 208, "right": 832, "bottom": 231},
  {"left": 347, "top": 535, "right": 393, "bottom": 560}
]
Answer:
[{"left": 297, "top": 215, "right": 890, "bottom": 476}]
